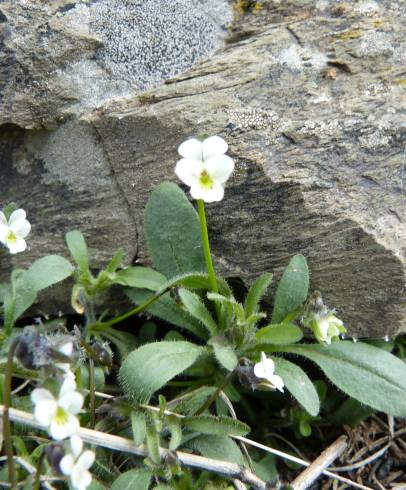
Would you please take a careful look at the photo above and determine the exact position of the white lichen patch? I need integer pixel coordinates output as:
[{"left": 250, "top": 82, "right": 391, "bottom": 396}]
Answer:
[
  {"left": 363, "top": 82, "right": 391, "bottom": 98},
  {"left": 227, "top": 108, "right": 276, "bottom": 130},
  {"left": 312, "top": 91, "right": 332, "bottom": 104},
  {"left": 278, "top": 44, "right": 328, "bottom": 72},
  {"left": 358, "top": 131, "right": 392, "bottom": 149},
  {"left": 354, "top": 1, "right": 381, "bottom": 16},
  {"left": 357, "top": 31, "right": 394, "bottom": 57},
  {"left": 298, "top": 119, "right": 341, "bottom": 137}
]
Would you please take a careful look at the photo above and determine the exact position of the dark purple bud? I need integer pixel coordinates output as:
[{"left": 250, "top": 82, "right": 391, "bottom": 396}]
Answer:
[{"left": 45, "top": 444, "right": 65, "bottom": 474}]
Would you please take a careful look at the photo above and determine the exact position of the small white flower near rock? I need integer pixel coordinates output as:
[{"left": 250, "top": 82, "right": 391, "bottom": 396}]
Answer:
[
  {"left": 175, "top": 136, "right": 234, "bottom": 202},
  {"left": 254, "top": 352, "right": 285, "bottom": 392},
  {"left": 60, "top": 435, "right": 95, "bottom": 490},
  {"left": 314, "top": 312, "right": 345, "bottom": 345},
  {"left": 31, "top": 377, "right": 83, "bottom": 440},
  {"left": 0, "top": 208, "right": 31, "bottom": 254}
]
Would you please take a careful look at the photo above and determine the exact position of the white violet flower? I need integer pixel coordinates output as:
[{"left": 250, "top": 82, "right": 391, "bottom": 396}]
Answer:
[
  {"left": 0, "top": 208, "right": 31, "bottom": 254},
  {"left": 55, "top": 340, "right": 75, "bottom": 379},
  {"left": 60, "top": 435, "right": 95, "bottom": 490},
  {"left": 175, "top": 135, "right": 234, "bottom": 202},
  {"left": 314, "top": 312, "right": 345, "bottom": 344},
  {"left": 31, "top": 377, "right": 84, "bottom": 440},
  {"left": 253, "top": 352, "right": 285, "bottom": 392}
]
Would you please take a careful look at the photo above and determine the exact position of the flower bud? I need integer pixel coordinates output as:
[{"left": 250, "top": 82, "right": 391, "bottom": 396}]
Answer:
[
  {"left": 45, "top": 444, "right": 65, "bottom": 474},
  {"left": 91, "top": 342, "right": 113, "bottom": 367}
]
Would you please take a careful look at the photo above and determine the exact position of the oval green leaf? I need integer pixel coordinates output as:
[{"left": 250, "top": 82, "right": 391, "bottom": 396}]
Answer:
[{"left": 256, "top": 323, "right": 303, "bottom": 345}]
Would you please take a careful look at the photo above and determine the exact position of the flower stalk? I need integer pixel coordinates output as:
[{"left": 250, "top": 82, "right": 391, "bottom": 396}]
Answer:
[{"left": 197, "top": 199, "right": 218, "bottom": 295}]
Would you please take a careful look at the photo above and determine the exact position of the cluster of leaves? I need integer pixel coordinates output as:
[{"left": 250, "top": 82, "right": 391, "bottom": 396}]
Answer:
[{"left": 2, "top": 182, "right": 406, "bottom": 489}]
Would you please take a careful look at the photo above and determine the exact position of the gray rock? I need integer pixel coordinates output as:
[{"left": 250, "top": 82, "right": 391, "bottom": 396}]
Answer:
[{"left": 1, "top": 0, "right": 405, "bottom": 338}]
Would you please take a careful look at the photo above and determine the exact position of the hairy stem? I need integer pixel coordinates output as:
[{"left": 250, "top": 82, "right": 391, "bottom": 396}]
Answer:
[
  {"left": 197, "top": 200, "right": 218, "bottom": 294},
  {"left": 195, "top": 370, "right": 235, "bottom": 415},
  {"left": 3, "top": 339, "right": 19, "bottom": 489},
  {"left": 89, "top": 359, "right": 96, "bottom": 429}
]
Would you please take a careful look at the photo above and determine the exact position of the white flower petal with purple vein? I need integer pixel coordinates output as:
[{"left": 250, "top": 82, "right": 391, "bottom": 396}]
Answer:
[
  {"left": 178, "top": 138, "right": 203, "bottom": 160},
  {"left": 202, "top": 135, "right": 228, "bottom": 160}
]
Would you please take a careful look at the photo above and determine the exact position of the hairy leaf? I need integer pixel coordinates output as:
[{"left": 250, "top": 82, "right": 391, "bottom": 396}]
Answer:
[
  {"left": 131, "top": 410, "right": 147, "bottom": 445},
  {"left": 281, "top": 342, "right": 406, "bottom": 416},
  {"left": 144, "top": 182, "right": 205, "bottom": 278},
  {"left": 179, "top": 289, "right": 218, "bottom": 336},
  {"left": 119, "top": 341, "right": 204, "bottom": 402},
  {"left": 66, "top": 230, "right": 89, "bottom": 272},
  {"left": 168, "top": 386, "right": 217, "bottom": 415},
  {"left": 273, "top": 357, "right": 319, "bottom": 416},
  {"left": 111, "top": 469, "right": 153, "bottom": 490},
  {"left": 272, "top": 255, "right": 309, "bottom": 323},
  {"left": 126, "top": 288, "right": 207, "bottom": 339},
  {"left": 244, "top": 273, "right": 273, "bottom": 317},
  {"left": 256, "top": 323, "right": 303, "bottom": 345},
  {"left": 115, "top": 267, "right": 167, "bottom": 291},
  {"left": 184, "top": 415, "right": 250, "bottom": 436},
  {"left": 189, "top": 435, "right": 246, "bottom": 465},
  {"left": 210, "top": 337, "right": 238, "bottom": 371}
]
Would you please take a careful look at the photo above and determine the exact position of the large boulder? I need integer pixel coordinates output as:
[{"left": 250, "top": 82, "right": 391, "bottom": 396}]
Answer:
[{"left": 1, "top": 0, "right": 405, "bottom": 338}]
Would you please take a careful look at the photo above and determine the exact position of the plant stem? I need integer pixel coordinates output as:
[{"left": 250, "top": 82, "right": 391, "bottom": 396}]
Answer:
[
  {"left": 89, "top": 359, "right": 96, "bottom": 429},
  {"left": 197, "top": 199, "right": 218, "bottom": 294},
  {"left": 33, "top": 449, "right": 46, "bottom": 490},
  {"left": 195, "top": 370, "right": 235, "bottom": 415},
  {"left": 3, "top": 339, "right": 19, "bottom": 489}
]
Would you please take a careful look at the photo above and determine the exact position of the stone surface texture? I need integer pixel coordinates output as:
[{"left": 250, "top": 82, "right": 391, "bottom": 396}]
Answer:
[{"left": 0, "top": 0, "right": 405, "bottom": 338}]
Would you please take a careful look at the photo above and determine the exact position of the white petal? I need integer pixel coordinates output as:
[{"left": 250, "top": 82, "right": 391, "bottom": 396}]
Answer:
[
  {"left": 9, "top": 218, "right": 31, "bottom": 238},
  {"left": 71, "top": 467, "right": 92, "bottom": 490},
  {"left": 270, "top": 374, "right": 285, "bottom": 392},
  {"left": 254, "top": 355, "right": 275, "bottom": 379},
  {"left": 49, "top": 412, "right": 79, "bottom": 440},
  {"left": 0, "top": 224, "right": 8, "bottom": 243},
  {"left": 178, "top": 138, "right": 203, "bottom": 160},
  {"left": 34, "top": 400, "right": 57, "bottom": 426},
  {"left": 58, "top": 341, "right": 73, "bottom": 357},
  {"left": 7, "top": 237, "right": 27, "bottom": 254},
  {"left": 175, "top": 158, "right": 203, "bottom": 187},
  {"left": 205, "top": 155, "right": 234, "bottom": 184},
  {"left": 59, "top": 377, "right": 77, "bottom": 397},
  {"left": 0, "top": 211, "right": 7, "bottom": 225},
  {"left": 202, "top": 136, "right": 228, "bottom": 160},
  {"left": 8, "top": 209, "right": 26, "bottom": 224},
  {"left": 76, "top": 450, "right": 95, "bottom": 471},
  {"left": 70, "top": 434, "right": 83, "bottom": 459},
  {"left": 31, "top": 388, "right": 55, "bottom": 405},
  {"left": 190, "top": 182, "right": 224, "bottom": 203},
  {"left": 59, "top": 454, "right": 75, "bottom": 476},
  {"left": 59, "top": 391, "right": 84, "bottom": 415}
]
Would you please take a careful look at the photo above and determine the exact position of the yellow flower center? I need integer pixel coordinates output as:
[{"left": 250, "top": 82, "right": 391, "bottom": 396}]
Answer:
[
  {"left": 199, "top": 170, "right": 214, "bottom": 189},
  {"left": 54, "top": 406, "right": 69, "bottom": 426},
  {"left": 7, "top": 231, "right": 17, "bottom": 244}
]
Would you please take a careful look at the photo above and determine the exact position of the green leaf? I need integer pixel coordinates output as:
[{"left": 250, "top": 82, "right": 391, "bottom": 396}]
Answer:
[
  {"left": 131, "top": 411, "right": 147, "bottom": 445},
  {"left": 329, "top": 398, "right": 374, "bottom": 426},
  {"left": 280, "top": 342, "right": 406, "bottom": 417},
  {"left": 179, "top": 289, "right": 218, "bottom": 337},
  {"left": 126, "top": 288, "right": 207, "bottom": 339},
  {"left": 184, "top": 415, "right": 250, "bottom": 436},
  {"left": 12, "top": 256, "right": 73, "bottom": 322},
  {"left": 272, "top": 255, "right": 309, "bottom": 323},
  {"left": 273, "top": 357, "right": 319, "bottom": 416},
  {"left": 23, "top": 255, "right": 74, "bottom": 292},
  {"left": 119, "top": 341, "right": 204, "bottom": 402},
  {"left": 111, "top": 469, "right": 153, "bottom": 490},
  {"left": 256, "top": 323, "right": 303, "bottom": 345},
  {"left": 66, "top": 230, "right": 89, "bottom": 272},
  {"left": 244, "top": 273, "right": 273, "bottom": 317},
  {"left": 2, "top": 202, "right": 18, "bottom": 220},
  {"left": 102, "top": 330, "right": 137, "bottom": 360},
  {"left": 168, "top": 386, "right": 217, "bottom": 415},
  {"left": 144, "top": 182, "right": 205, "bottom": 278},
  {"left": 167, "top": 417, "right": 183, "bottom": 450},
  {"left": 105, "top": 249, "right": 124, "bottom": 273},
  {"left": 189, "top": 435, "right": 246, "bottom": 465},
  {"left": 146, "top": 422, "right": 161, "bottom": 464},
  {"left": 115, "top": 267, "right": 167, "bottom": 290},
  {"left": 210, "top": 337, "right": 238, "bottom": 371}
]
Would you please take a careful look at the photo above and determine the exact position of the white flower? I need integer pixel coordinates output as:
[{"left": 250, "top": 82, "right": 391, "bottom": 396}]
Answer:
[
  {"left": 31, "top": 377, "right": 83, "bottom": 440},
  {"left": 253, "top": 352, "right": 284, "bottom": 392},
  {"left": 314, "top": 312, "right": 345, "bottom": 344},
  {"left": 55, "top": 340, "right": 75, "bottom": 379},
  {"left": 175, "top": 136, "right": 234, "bottom": 202},
  {"left": 60, "top": 435, "right": 95, "bottom": 490},
  {"left": 0, "top": 208, "right": 31, "bottom": 254}
]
